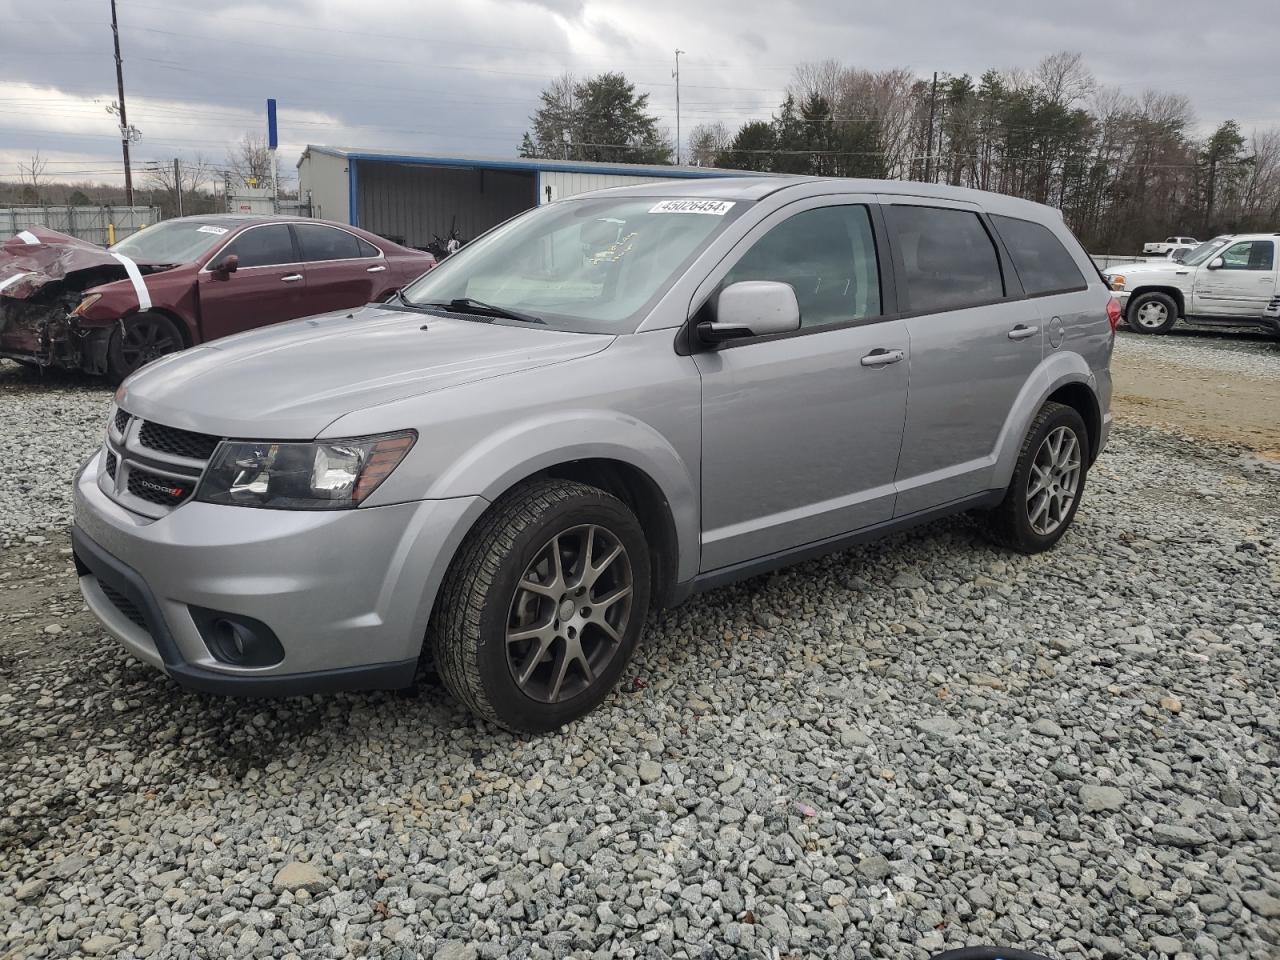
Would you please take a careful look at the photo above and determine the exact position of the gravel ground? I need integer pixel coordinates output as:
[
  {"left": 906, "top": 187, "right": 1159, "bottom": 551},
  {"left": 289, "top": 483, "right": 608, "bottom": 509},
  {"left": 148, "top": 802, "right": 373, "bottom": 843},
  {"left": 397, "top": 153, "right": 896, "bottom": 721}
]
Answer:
[
  {"left": 1116, "top": 329, "right": 1280, "bottom": 382},
  {"left": 0, "top": 357, "right": 1277, "bottom": 960}
]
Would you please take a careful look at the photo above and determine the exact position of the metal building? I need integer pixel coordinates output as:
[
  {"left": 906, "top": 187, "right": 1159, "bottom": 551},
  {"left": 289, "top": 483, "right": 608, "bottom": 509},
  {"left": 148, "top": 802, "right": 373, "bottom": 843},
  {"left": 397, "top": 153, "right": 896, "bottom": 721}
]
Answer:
[{"left": 296, "top": 146, "right": 756, "bottom": 248}]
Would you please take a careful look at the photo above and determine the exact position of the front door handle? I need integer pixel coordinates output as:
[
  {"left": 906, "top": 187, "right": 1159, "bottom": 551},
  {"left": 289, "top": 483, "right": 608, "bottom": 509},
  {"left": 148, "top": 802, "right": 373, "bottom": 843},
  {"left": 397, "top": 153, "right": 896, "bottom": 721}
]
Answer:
[
  {"left": 280, "top": 274, "right": 303, "bottom": 282},
  {"left": 860, "top": 348, "right": 905, "bottom": 367},
  {"left": 366, "top": 264, "right": 387, "bottom": 273},
  {"left": 1008, "top": 324, "right": 1039, "bottom": 341}
]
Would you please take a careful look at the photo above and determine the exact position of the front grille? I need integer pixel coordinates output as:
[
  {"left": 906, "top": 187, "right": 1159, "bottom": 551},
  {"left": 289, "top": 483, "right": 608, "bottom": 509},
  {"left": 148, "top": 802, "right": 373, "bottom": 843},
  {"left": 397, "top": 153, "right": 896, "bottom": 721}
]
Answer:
[
  {"left": 98, "top": 580, "right": 147, "bottom": 630},
  {"left": 105, "top": 451, "right": 117, "bottom": 480},
  {"left": 113, "top": 408, "right": 131, "bottom": 434},
  {"left": 138, "top": 421, "right": 221, "bottom": 461},
  {"left": 127, "top": 468, "right": 196, "bottom": 507}
]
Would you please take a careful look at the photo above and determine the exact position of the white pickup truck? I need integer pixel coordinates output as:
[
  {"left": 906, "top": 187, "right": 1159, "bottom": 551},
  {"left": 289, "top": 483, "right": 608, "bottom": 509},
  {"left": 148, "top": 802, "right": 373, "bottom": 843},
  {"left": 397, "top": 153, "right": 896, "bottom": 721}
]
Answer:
[
  {"left": 1104, "top": 233, "right": 1280, "bottom": 336},
  {"left": 1142, "top": 236, "right": 1198, "bottom": 256}
]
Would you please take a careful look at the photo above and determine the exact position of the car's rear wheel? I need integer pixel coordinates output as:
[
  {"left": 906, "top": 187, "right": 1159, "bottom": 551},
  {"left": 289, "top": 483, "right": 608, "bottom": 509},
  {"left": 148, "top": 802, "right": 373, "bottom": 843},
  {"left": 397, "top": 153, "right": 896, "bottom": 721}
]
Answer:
[
  {"left": 981, "top": 401, "right": 1089, "bottom": 554},
  {"left": 430, "top": 479, "right": 650, "bottom": 733},
  {"left": 106, "top": 311, "right": 184, "bottom": 384},
  {"left": 1126, "top": 292, "right": 1178, "bottom": 334}
]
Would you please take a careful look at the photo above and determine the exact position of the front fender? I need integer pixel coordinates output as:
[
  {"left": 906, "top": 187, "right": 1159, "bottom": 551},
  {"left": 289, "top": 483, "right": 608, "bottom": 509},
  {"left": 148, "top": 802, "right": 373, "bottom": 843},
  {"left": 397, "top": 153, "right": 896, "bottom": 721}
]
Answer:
[
  {"left": 991, "top": 351, "right": 1098, "bottom": 490},
  {"left": 427, "top": 410, "right": 700, "bottom": 583}
]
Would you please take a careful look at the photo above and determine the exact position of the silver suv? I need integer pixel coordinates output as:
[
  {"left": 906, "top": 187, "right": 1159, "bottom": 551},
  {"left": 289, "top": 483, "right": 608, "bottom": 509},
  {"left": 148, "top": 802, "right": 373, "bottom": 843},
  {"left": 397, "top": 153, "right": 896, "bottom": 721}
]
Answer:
[{"left": 73, "top": 178, "right": 1116, "bottom": 733}]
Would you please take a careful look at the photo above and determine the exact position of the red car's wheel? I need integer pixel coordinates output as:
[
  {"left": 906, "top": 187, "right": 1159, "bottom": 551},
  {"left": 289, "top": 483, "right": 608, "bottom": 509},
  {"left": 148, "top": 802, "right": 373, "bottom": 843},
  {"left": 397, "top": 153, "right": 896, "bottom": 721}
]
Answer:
[{"left": 107, "top": 312, "right": 184, "bottom": 384}]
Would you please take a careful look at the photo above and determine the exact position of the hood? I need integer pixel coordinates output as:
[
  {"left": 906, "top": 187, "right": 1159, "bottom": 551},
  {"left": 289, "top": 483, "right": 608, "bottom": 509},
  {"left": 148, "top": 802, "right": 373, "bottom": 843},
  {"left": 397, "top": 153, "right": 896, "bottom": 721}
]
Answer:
[
  {"left": 1105, "top": 259, "right": 1188, "bottom": 278},
  {"left": 119, "top": 304, "right": 615, "bottom": 438},
  {"left": 0, "top": 226, "right": 173, "bottom": 304}
]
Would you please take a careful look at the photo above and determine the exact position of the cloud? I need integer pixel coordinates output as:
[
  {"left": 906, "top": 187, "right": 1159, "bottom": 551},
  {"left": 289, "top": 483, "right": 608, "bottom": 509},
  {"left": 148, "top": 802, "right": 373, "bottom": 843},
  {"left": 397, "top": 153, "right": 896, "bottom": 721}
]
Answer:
[{"left": 1, "top": 0, "right": 1275, "bottom": 188}]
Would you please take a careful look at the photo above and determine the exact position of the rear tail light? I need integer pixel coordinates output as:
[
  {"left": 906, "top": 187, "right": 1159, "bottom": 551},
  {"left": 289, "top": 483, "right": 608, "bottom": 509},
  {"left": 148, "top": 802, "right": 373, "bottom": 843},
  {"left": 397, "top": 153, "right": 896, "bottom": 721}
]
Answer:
[{"left": 1106, "top": 296, "right": 1122, "bottom": 333}]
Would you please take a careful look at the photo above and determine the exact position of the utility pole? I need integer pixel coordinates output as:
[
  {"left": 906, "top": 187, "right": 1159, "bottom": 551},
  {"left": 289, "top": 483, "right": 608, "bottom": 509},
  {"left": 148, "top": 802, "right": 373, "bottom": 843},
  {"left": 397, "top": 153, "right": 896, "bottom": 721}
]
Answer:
[
  {"left": 110, "top": 0, "right": 134, "bottom": 205},
  {"left": 173, "top": 158, "right": 183, "bottom": 217},
  {"left": 673, "top": 49, "right": 685, "bottom": 165},
  {"left": 922, "top": 71, "right": 938, "bottom": 183}
]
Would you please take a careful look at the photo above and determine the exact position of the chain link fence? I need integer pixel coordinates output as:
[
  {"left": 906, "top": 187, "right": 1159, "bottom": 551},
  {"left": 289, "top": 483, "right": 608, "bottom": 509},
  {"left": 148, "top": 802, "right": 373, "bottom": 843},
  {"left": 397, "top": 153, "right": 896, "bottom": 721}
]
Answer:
[{"left": 0, "top": 205, "right": 163, "bottom": 248}]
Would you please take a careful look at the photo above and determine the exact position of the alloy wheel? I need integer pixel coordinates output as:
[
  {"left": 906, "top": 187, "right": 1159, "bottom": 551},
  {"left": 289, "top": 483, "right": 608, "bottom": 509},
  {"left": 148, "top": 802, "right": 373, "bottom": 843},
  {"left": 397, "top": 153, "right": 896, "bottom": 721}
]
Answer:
[
  {"left": 120, "top": 316, "right": 180, "bottom": 368},
  {"left": 506, "top": 523, "right": 634, "bottom": 703},
  {"left": 1134, "top": 300, "right": 1169, "bottom": 329},
  {"left": 1026, "top": 425, "right": 1082, "bottom": 536}
]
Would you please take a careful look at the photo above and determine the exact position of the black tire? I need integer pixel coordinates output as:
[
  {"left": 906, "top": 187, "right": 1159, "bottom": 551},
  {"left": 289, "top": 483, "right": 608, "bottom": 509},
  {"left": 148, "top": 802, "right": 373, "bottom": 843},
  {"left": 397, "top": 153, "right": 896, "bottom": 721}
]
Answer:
[
  {"left": 106, "top": 312, "right": 184, "bottom": 384},
  {"left": 981, "top": 401, "right": 1089, "bottom": 554},
  {"left": 430, "top": 479, "right": 651, "bottom": 733},
  {"left": 1125, "top": 291, "right": 1178, "bottom": 334}
]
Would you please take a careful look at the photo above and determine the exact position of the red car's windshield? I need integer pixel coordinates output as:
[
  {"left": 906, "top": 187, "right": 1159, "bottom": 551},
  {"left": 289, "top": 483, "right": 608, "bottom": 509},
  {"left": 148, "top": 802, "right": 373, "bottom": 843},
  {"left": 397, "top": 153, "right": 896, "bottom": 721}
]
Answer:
[{"left": 110, "top": 220, "right": 232, "bottom": 264}]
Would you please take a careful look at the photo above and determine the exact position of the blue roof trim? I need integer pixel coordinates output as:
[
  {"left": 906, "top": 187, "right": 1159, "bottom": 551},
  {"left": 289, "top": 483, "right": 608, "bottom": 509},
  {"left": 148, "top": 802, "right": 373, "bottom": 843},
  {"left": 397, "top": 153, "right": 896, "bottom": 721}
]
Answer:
[{"left": 340, "top": 151, "right": 742, "bottom": 180}]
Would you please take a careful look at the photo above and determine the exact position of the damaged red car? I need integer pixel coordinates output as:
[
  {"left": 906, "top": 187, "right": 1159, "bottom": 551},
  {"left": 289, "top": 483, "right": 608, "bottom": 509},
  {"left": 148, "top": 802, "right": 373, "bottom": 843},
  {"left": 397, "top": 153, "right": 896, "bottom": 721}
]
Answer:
[{"left": 0, "top": 215, "right": 436, "bottom": 382}]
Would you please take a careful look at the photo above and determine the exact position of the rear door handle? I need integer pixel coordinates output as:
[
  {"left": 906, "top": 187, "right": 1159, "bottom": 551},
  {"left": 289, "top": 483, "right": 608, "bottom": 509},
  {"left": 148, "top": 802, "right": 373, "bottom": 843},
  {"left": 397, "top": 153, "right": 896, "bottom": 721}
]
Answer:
[
  {"left": 281, "top": 274, "right": 303, "bottom": 282},
  {"left": 366, "top": 265, "right": 387, "bottom": 273},
  {"left": 1008, "top": 324, "right": 1039, "bottom": 341},
  {"left": 860, "top": 348, "right": 905, "bottom": 367}
]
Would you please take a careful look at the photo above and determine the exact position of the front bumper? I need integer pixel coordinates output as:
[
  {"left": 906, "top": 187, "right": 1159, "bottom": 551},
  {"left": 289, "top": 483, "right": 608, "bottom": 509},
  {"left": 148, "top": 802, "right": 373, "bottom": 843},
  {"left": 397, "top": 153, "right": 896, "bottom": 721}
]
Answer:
[
  {"left": 73, "top": 452, "right": 486, "bottom": 695},
  {"left": 0, "top": 316, "right": 110, "bottom": 373}
]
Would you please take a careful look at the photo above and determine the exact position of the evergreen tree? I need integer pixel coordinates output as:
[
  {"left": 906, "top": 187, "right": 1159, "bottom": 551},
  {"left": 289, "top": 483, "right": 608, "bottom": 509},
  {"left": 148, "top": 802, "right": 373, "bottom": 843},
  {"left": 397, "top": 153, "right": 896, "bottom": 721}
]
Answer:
[{"left": 521, "top": 73, "right": 671, "bottom": 164}]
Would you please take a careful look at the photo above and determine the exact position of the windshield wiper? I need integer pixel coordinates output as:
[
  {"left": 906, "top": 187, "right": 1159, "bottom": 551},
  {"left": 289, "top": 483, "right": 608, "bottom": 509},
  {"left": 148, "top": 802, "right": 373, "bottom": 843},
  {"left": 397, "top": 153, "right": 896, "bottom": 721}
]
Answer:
[{"left": 425, "top": 297, "right": 545, "bottom": 325}]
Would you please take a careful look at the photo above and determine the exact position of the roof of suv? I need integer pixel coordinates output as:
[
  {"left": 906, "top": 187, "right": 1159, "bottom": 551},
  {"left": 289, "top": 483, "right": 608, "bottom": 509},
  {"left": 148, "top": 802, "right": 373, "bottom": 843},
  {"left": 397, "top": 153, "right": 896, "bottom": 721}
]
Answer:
[{"left": 589, "top": 175, "right": 1071, "bottom": 221}]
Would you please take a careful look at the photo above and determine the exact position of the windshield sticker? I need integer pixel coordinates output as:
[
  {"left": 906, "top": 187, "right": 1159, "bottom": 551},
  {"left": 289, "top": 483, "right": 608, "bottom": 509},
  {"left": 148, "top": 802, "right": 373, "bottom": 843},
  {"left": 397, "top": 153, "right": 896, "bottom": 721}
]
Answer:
[
  {"left": 648, "top": 199, "right": 735, "bottom": 216},
  {"left": 197, "top": 225, "right": 229, "bottom": 235}
]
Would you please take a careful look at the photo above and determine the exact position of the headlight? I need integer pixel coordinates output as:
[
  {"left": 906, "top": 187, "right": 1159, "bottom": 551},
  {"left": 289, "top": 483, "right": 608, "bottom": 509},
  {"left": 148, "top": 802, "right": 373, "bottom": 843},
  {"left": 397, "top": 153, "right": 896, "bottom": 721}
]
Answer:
[
  {"left": 1108, "top": 275, "right": 1126, "bottom": 291},
  {"left": 196, "top": 431, "right": 416, "bottom": 510},
  {"left": 72, "top": 293, "right": 102, "bottom": 317}
]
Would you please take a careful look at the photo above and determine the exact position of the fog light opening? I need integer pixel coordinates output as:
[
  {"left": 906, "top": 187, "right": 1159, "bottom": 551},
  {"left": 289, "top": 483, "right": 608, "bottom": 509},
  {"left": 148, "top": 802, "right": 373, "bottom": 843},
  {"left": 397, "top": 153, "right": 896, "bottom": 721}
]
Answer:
[{"left": 191, "top": 607, "right": 285, "bottom": 668}]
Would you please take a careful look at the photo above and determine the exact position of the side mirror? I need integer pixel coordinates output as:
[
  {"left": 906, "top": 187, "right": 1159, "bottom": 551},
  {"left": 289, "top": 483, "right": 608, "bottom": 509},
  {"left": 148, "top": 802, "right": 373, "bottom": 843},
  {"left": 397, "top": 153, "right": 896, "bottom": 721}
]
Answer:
[
  {"left": 698, "top": 281, "right": 801, "bottom": 345},
  {"left": 1207, "top": 257, "right": 1224, "bottom": 270},
  {"left": 214, "top": 253, "right": 240, "bottom": 277}
]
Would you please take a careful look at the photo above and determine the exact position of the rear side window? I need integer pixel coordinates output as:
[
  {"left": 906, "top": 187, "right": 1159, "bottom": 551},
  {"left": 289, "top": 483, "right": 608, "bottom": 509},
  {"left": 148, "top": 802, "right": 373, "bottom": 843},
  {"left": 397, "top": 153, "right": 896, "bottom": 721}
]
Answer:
[
  {"left": 722, "top": 205, "right": 881, "bottom": 327},
  {"left": 222, "top": 224, "right": 298, "bottom": 268},
  {"left": 990, "top": 214, "right": 1087, "bottom": 296},
  {"left": 295, "top": 224, "right": 370, "bottom": 262},
  {"left": 885, "top": 205, "right": 1004, "bottom": 313}
]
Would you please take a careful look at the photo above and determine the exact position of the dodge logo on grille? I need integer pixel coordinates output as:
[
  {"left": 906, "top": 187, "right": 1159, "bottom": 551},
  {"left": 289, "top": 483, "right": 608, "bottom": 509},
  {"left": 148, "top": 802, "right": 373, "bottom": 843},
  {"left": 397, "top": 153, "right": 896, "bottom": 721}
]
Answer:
[{"left": 137, "top": 477, "right": 186, "bottom": 498}]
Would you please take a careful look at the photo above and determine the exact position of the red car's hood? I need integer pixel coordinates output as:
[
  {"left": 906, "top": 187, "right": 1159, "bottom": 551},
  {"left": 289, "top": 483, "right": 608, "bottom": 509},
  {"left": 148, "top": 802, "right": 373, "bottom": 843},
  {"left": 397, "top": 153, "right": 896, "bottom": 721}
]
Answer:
[{"left": 0, "top": 227, "right": 172, "bottom": 302}]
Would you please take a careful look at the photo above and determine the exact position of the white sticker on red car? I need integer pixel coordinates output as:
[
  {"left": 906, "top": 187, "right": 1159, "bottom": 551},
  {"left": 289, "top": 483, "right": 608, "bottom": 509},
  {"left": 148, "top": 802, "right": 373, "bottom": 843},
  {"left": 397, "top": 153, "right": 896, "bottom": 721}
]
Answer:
[
  {"left": 16, "top": 230, "right": 40, "bottom": 245},
  {"left": 0, "top": 271, "right": 33, "bottom": 294},
  {"left": 648, "top": 199, "right": 736, "bottom": 215},
  {"left": 196, "top": 225, "right": 229, "bottom": 235},
  {"left": 110, "top": 253, "right": 152, "bottom": 311}
]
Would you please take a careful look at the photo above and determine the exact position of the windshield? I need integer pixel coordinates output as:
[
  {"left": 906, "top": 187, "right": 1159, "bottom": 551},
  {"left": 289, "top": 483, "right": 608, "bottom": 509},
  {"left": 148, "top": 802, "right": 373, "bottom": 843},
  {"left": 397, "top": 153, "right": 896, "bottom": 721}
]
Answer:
[
  {"left": 400, "top": 197, "right": 748, "bottom": 333},
  {"left": 110, "top": 220, "right": 232, "bottom": 264},
  {"left": 1182, "top": 236, "right": 1232, "bottom": 266}
]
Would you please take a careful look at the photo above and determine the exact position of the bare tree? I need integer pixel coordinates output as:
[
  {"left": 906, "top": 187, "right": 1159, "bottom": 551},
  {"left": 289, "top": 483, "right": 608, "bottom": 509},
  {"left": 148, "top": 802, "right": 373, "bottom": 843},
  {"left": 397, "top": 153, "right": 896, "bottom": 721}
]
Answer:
[
  {"left": 1035, "top": 51, "right": 1094, "bottom": 107},
  {"left": 18, "top": 151, "right": 49, "bottom": 203},
  {"left": 144, "top": 154, "right": 215, "bottom": 216},
  {"left": 687, "top": 122, "right": 731, "bottom": 166},
  {"left": 226, "top": 133, "right": 278, "bottom": 188}
]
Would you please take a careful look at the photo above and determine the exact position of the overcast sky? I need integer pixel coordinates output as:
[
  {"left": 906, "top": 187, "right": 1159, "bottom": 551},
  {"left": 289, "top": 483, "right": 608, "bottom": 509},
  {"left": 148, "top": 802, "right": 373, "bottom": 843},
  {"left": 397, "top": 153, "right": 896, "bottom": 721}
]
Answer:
[{"left": 2, "top": 0, "right": 1277, "bottom": 190}]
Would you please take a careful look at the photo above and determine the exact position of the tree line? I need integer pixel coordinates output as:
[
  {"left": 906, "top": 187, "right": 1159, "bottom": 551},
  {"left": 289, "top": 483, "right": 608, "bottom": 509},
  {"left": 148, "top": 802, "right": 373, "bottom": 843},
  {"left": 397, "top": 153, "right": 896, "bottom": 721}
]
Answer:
[
  {"left": 522, "top": 54, "right": 1280, "bottom": 253},
  {"left": 0, "top": 135, "right": 290, "bottom": 220}
]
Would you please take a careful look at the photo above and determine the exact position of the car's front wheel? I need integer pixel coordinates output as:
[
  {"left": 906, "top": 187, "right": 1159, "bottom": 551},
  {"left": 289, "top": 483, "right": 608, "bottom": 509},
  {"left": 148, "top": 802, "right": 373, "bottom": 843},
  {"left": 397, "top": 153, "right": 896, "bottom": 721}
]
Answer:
[
  {"left": 106, "top": 311, "right": 185, "bottom": 383},
  {"left": 981, "top": 401, "right": 1089, "bottom": 554},
  {"left": 1126, "top": 291, "right": 1178, "bottom": 334},
  {"left": 431, "top": 479, "right": 651, "bottom": 733}
]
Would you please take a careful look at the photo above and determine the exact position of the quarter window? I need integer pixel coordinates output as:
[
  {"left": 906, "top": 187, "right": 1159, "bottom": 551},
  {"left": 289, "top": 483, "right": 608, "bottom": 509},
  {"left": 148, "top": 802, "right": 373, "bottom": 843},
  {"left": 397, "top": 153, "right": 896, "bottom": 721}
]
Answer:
[
  {"left": 886, "top": 205, "right": 1004, "bottom": 313},
  {"left": 1218, "top": 240, "right": 1274, "bottom": 271},
  {"left": 990, "top": 214, "right": 1087, "bottom": 296},
  {"left": 295, "top": 223, "right": 372, "bottom": 262},
  {"left": 220, "top": 224, "right": 298, "bottom": 268},
  {"left": 722, "top": 205, "right": 881, "bottom": 328}
]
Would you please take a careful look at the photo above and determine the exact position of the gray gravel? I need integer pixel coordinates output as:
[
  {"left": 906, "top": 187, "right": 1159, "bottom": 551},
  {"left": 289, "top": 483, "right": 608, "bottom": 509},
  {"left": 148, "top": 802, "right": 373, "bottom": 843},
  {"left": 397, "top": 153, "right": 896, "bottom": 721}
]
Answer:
[
  {"left": 0, "top": 358, "right": 1277, "bottom": 960},
  {"left": 1115, "top": 328, "right": 1280, "bottom": 381}
]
